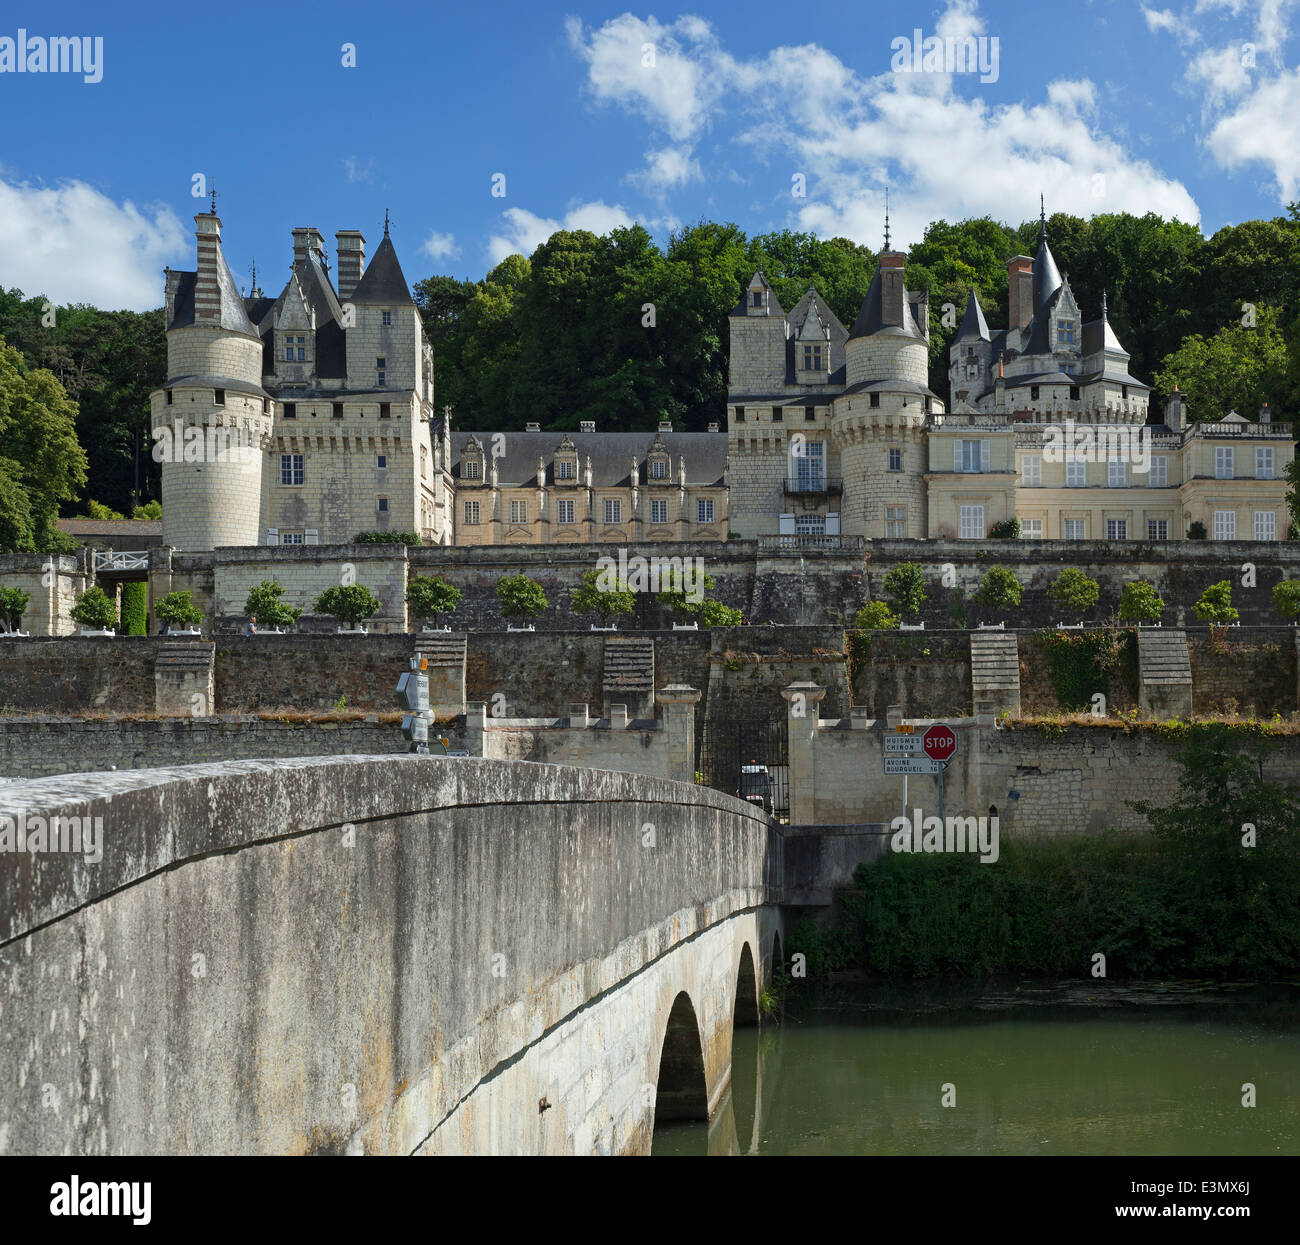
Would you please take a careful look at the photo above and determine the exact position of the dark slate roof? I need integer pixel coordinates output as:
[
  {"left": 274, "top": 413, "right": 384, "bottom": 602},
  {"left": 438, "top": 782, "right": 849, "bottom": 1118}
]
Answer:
[
  {"left": 446, "top": 430, "right": 728, "bottom": 487},
  {"left": 350, "top": 235, "right": 415, "bottom": 306},
  {"left": 1003, "top": 370, "right": 1077, "bottom": 389},
  {"left": 955, "top": 287, "right": 990, "bottom": 341},
  {"left": 784, "top": 287, "right": 848, "bottom": 384},
  {"left": 1074, "top": 367, "right": 1151, "bottom": 390},
  {"left": 848, "top": 267, "right": 927, "bottom": 342},
  {"left": 244, "top": 295, "right": 276, "bottom": 324},
  {"left": 167, "top": 248, "right": 261, "bottom": 339},
  {"left": 1033, "top": 229, "right": 1062, "bottom": 316},
  {"left": 1024, "top": 285, "right": 1065, "bottom": 355},
  {"left": 1081, "top": 314, "right": 1125, "bottom": 358},
  {"left": 160, "top": 373, "right": 270, "bottom": 399},
  {"left": 841, "top": 378, "right": 939, "bottom": 399},
  {"left": 729, "top": 271, "right": 785, "bottom": 318}
]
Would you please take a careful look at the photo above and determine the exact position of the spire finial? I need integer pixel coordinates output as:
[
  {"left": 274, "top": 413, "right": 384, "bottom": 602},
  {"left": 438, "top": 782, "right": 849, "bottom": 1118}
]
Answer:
[
  {"left": 1102, "top": 288, "right": 1108, "bottom": 319},
  {"left": 210, "top": 180, "right": 218, "bottom": 215},
  {"left": 249, "top": 257, "right": 256, "bottom": 294},
  {"left": 884, "top": 186, "right": 891, "bottom": 251},
  {"left": 1039, "top": 193, "right": 1047, "bottom": 238},
  {"left": 384, "top": 208, "right": 391, "bottom": 237}
]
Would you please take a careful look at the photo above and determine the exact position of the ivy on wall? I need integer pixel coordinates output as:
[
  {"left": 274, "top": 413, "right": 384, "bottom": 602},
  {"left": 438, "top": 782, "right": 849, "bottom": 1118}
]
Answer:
[
  {"left": 1038, "top": 627, "right": 1137, "bottom": 711},
  {"left": 120, "top": 581, "right": 147, "bottom": 636}
]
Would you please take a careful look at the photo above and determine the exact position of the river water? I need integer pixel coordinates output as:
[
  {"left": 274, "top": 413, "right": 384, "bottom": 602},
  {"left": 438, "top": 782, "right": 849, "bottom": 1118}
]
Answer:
[{"left": 652, "top": 980, "right": 1300, "bottom": 1156}]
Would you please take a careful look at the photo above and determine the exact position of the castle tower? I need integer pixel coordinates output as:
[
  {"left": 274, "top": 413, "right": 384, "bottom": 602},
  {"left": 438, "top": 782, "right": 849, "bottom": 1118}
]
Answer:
[
  {"left": 150, "top": 211, "right": 273, "bottom": 551},
  {"left": 832, "top": 241, "right": 939, "bottom": 539}
]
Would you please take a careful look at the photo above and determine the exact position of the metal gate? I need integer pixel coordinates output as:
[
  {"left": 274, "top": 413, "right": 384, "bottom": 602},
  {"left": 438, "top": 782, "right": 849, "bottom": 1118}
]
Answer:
[{"left": 699, "top": 719, "right": 789, "bottom": 814}]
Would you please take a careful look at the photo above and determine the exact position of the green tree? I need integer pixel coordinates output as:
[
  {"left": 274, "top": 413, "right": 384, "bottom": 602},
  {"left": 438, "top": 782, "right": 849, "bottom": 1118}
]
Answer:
[
  {"left": 496, "top": 573, "right": 548, "bottom": 622},
  {"left": 883, "top": 562, "right": 928, "bottom": 620},
  {"left": 972, "top": 565, "right": 1022, "bottom": 610},
  {"left": 1192, "top": 580, "right": 1239, "bottom": 624},
  {"left": 155, "top": 590, "right": 203, "bottom": 630},
  {"left": 570, "top": 568, "right": 636, "bottom": 625},
  {"left": 84, "top": 499, "right": 124, "bottom": 520},
  {"left": 244, "top": 580, "right": 302, "bottom": 630},
  {"left": 406, "top": 574, "right": 463, "bottom": 629},
  {"left": 1049, "top": 568, "right": 1101, "bottom": 619},
  {"left": 1272, "top": 580, "right": 1300, "bottom": 620},
  {"left": 314, "top": 584, "right": 381, "bottom": 630},
  {"left": 854, "top": 600, "right": 900, "bottom": 630},
  {"left": 132, "top": 500, "right": 162, "bottom": 520},
  {"left": 989, "top": 517, "right": 1021, "bottom": 538},
  {"left": 71, "top": 585, "right": 117, "bottom": 630},
  {"left": 1187, "top": 520, "right": 1208, "bottom": 540},
  {"left": 0, "top": 336, "right": 89, "bottom": 551},
  {"left": 1154, "top": 304, "right": 1290, "bottom": 422},
  {"left": 657, "top": 571, "right": 718, "bottom": 621},
  {"left": 697, "top": 599, "right": 744, "bottom": 627},
  {"left": 1118, "top": 581, "right": 1165, "bottom": 624},
  {"left": 0, "top": 586, "right": 30, "bottom": 632}
]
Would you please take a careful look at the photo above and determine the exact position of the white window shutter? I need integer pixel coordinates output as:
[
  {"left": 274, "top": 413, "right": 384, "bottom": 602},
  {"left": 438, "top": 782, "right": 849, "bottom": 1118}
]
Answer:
[
  {"left": 826, "top": 512, "right": 841, "bottom": 535},
  {"left": 953, "top": 441, "right": 962, "bottom": 472},
  {"left": 981, "top": 439, "right": 991, "bottom": 472},
  {"left": 305, "top": 529, "right": 319, "bottom": 545},
  {"left": 265, "top": 528, "right": 278, "bottom": 546},
  {"left": 779, "top": 513, "right": 796, "bottom": 535}
]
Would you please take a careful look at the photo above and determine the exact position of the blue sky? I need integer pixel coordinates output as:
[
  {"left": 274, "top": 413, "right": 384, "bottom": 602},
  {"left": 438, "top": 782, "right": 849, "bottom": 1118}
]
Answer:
[{"left": 2, "top": 0, "right": 1299, "bottom": 310}]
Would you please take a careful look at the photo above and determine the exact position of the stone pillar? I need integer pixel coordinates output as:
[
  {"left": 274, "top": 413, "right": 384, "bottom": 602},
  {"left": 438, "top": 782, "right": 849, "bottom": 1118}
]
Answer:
[
  {"left": 657, "top": 684, "right": 701, "bottom": 785},
  {"left": 568, "top": 703, "right": 589, "bottom": 730},
  {"left": 782, "top": 681, "right": 826, "bottom": 825},
  {"left": 154, "top": 641, "right": 215, "bottom": 716},
  {"left": 465, "top": 702, "right": 487, "bottom": 757},
  {"left": 416, "top": 633, "right": 467, "bottom": 717}
]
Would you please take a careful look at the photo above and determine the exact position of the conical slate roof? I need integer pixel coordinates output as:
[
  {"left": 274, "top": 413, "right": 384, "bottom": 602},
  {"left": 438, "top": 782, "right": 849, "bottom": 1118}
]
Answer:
[
  {"left": 350, "top": 234, "right": 414, "bottom": 305},
  {"left": 1033, "top": 223, "right": 1062, "bottom": 317},
  {"left": 956, "top": 287, "right": 990, "bottom": 341}
]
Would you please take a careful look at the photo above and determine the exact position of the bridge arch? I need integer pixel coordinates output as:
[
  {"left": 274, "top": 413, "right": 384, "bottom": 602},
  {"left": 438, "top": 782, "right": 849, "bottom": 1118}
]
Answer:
[
  {"left": 735, "top": 941, "right": 759, "bottom": 1028},
  {"left": 653, "top": 991, "right": 708, "bottom": 1124}
]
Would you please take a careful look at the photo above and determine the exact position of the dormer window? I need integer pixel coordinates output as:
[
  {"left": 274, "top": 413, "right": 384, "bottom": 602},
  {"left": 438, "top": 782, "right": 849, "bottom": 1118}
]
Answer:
[
  {"left": 752, "top": 291, "right": 762, "bottom": 307},
  {"left": 802, "top": 344, "right": 824, "bottom": 370},
  {"left": 463, "top": 460, "right": 482, "bottom": 480},
  {"left": 556, "top": 459, "right": 576, "bottom": 480},
  {"left": 1057, "top": 320, "right": 1075, "bottom": 344},
  {"left": 283, "top": 335, "right": 307, "bottom": 363},
  {"left": 650, "top": 459, "right": 667, "bottom": 480}
]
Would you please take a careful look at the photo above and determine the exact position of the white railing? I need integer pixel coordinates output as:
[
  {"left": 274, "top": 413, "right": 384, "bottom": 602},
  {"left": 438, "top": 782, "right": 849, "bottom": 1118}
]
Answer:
[
  {"left": 1055, "top": 622, "right": 1084, "bottom": 630},
  {"left": 672, "top": 622, "right": 699, "bottom": 630},
  {"left": 506, "top": 624, "right": 536, "bottom": 632},
  {"left": 977, "top": 622, "right": 1005, "bottom": 630},
  {"left": 589, "top": 624, "right": 618, "bottom": 631},
  {"left": 93, "top": 550, "right": 149, "bottom": 572},
  {"left": 899, "top": 622, "right": 925, "bottom": 631}
]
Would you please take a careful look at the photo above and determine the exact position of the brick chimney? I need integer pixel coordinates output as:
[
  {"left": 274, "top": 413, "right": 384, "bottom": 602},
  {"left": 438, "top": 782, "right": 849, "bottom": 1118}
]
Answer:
[
  {"left": 879, "top": 251, "right": 906, "bottom": 327},
  {"left": 336, "top": 230, "right": 365, "bottom": 300},
  {"left": 1165, "top": 384, "right": 1187, "bottom": 430},
  {"left": 291, "top": 227, "right": 326, "bottom": 269},
  {"left": 193, "top": 213, "right": 223, "bottom": 323},
  {"left": 1007, "top": 255, "right": 1034, "bottom": 330}
]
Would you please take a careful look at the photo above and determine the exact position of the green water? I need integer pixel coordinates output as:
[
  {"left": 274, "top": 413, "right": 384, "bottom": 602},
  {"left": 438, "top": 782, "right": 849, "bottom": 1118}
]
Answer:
[{"left": 653, "top": 981, "right": 1300, "bottom": 1156}]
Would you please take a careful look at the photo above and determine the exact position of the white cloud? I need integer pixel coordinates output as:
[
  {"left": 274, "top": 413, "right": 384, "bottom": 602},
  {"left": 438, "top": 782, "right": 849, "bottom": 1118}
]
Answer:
[
  {"left": 342, "top": 156, "right": 375, "bottom": 185},
  {"left": 487, "top": 200, "right": 635, "bottom": 264},
  {"left": 1206, "top": 65, "right": 1300, "bottom": 199},
  {"left": 627, "top": 146, "right": 703, "bottom": 194},
  {"left": 0, "top": 178, "right": 187, "bottom": 311},
  {"left": 1141, "top": 6, "right": 1188, "bottom": 38},
  {"left": 565, "top": 2, "right": 1201, "bottom": 249},
  {"left": 420, "top": 230, "right": 460, "bottom": 263}
]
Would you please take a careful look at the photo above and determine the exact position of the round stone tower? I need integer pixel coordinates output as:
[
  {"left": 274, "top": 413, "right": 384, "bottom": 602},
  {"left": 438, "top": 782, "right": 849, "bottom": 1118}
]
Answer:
[
  {"left": 150, "top": 211, "right": 273, "bottom": 551},
  {"left": 832, "top": 250, "right": 938, "bottom": 539}
]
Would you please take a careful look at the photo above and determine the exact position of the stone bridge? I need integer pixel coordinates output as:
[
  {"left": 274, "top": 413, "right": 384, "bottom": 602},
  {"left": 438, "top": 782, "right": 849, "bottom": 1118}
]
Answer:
[{"left": 0, "top": 756, "right": 785, "bottom": 1155}]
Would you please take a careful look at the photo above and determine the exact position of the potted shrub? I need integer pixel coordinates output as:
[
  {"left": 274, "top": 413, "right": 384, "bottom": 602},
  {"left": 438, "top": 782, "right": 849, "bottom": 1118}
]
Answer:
[
  {"left": 1193, "top": 580, "right": 1239, "bottom": 626},
  {"left": 1049, "top": 567, "right": 1100, "bottom": 626},
  {"left": 406, "top": 574, "right": 463, "bottom": 632},
  {"left": 314, "top": 584, "right": 381, "bottom": 633},
  {"left": 1119, "top": 580, "right": 1164, "bottom": 625},
  {"left": 245, "top": 579, "right": 303, "bottom": 633},
  {"left": 497, "top": 573, "right": 547, "bottom": 630},
  {"left": 972, "top": 565, "right": 1022, "bottom": 625},
  {"left": 0, "top": 586, "right": 31, "bottom": 636},
  {"left": 571, "top": 568, "right": 635, "bottom": 630},
  {"left": 883, "top": 562, "right": 928, "bottom": 622},
  {"left": 853, "top": 600, "right": 900, "bottom": 631},
  {"left": 1271, "top": 579, "right": 1300, "bottom": 621},
  {"left": 71, "top": 585, "right": 118, "bottom": 636},
  {"left": 155, "top": 590, "right": 204, "bottom": 635}
]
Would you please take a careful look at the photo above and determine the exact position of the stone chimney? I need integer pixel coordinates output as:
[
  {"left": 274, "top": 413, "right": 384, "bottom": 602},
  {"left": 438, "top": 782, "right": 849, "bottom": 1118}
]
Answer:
[
  {"left": 879, "top": 251, "right": 906, "bottom": 327},
  {"left": 1006, "top": 255, "right": 1034, "bottom": 330},
  {"left": 1260, "top": 402, "right": 1272, "bottom": 424},
  {"left": 193, "top": 213, "right": 223, "bottom": 324},
  {"left": 335, "top": 230, "right": 365, "bottom": 300},
  {"left": 1165, "top": 384, "right": 1187, "bottom": 430},
  {"left": 291, "top": 227, "right": 326, "bottom": 269}
]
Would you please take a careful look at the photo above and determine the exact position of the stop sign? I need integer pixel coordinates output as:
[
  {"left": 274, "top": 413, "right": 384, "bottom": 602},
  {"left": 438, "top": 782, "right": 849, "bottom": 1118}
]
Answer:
[{"left": 923, "top": 723, "right": 957, "bottom": 763}]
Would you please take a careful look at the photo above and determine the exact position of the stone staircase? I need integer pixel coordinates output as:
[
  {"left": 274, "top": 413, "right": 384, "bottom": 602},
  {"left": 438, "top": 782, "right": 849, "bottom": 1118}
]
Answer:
[
  {"left": 969, "top": 631, "right": 1021, "bottom": 716},
  {"left": 1137, "top": 628, "right": 1192, "bottom": 717},
  {"left": 603, "top": 636, "right": 655, "bottom": 718},
  {"left": 416, "top": 633, "right": 468, "bottom": 717},
  {"left": 154, "top": 641, "right": 215, "bottom": 715}
]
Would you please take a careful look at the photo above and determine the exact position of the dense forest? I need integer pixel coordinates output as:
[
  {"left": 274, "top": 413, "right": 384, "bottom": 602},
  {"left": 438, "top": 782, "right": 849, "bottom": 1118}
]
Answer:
[{"left": 1, "top": 207, "right": 1298, "bottom": 529}]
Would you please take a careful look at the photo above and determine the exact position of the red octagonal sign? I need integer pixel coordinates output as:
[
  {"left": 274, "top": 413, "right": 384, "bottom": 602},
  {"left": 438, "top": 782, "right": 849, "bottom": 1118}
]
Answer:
[{"left": 923, "top": 723, "right": 957, "bottom": 763}]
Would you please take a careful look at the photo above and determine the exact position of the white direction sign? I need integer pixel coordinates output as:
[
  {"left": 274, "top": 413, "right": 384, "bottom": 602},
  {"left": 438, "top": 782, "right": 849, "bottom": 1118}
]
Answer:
[
  {"left": 884, "top": 735, "right": 924, "bottom": 755},
  {"left": 885, "top": 757, "right": 945, "bottom": 775}
]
